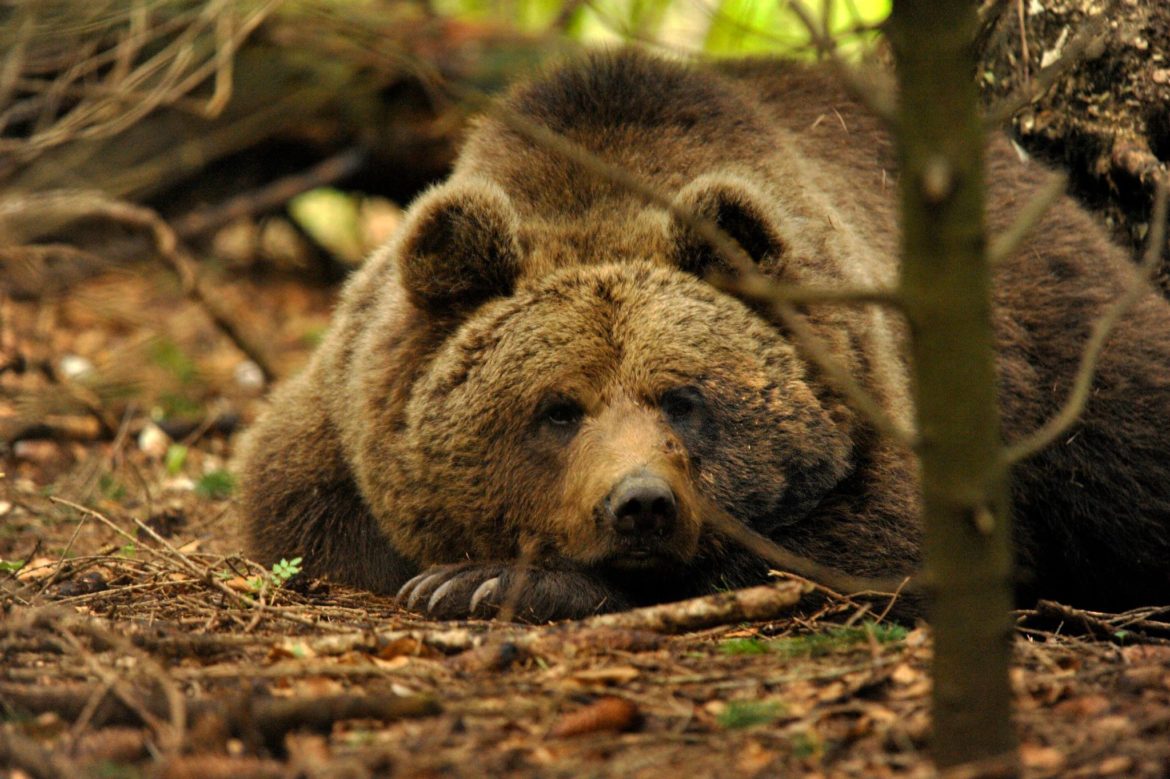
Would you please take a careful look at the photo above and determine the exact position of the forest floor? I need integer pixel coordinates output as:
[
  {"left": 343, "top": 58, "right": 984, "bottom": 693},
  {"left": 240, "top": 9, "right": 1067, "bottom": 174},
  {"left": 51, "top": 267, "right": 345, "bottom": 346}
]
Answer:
[{"left": 3, "top": 261, "right": 1170, "bottom": 779}]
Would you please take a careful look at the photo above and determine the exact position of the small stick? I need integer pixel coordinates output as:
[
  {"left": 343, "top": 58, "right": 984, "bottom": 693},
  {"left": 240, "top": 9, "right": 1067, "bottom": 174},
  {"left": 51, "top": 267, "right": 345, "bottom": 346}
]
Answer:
[
  {"left": 171, "top": 147, "right": 367, "bottom": 240},
  {"left": 580, "top": 580, "right": 808, "bottom": 633},
  {"left": 47, "top": 497, "right": 329, "bottom": 631}
]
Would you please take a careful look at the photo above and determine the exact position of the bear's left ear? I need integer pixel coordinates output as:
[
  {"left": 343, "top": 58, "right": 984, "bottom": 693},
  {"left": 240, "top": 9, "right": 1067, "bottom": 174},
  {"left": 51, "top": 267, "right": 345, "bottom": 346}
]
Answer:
[
  {"left": 668, "top": 173, "right": 787, "bottom": 278},
  {"left": 395, "top": 179, "right": 522, "bottom": 313}
]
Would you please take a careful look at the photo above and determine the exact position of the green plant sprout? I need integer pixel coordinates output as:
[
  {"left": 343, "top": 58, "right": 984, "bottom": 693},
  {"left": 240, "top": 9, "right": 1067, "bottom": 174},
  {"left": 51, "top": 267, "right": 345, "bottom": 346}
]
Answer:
[{"left": 248, "top": 556, "right": 303, "bottom": 593}]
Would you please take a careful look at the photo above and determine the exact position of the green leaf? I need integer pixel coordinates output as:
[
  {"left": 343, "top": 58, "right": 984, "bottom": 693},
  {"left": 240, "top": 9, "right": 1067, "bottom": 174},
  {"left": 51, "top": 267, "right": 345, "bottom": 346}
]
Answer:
[
  {"left": 196, "top": 470, "right": 236, "bottom": 500},
  {"left": 717, "top": 700, "right": 784, "bottom": 729},
  {"left": 289, "top": 188, "right": 365, "bottom": 265},
  {"left": 0, "top": 559, "right": 25, "bottom": 573},
  {"left": 164, "top": 444, "right": 188, "bottom": 476},
  {"left": 718, "top": 637, "right": 771, "bottom": 655},
  {"left": 150, "top": 338, "right": 197, "bottom": 384}
]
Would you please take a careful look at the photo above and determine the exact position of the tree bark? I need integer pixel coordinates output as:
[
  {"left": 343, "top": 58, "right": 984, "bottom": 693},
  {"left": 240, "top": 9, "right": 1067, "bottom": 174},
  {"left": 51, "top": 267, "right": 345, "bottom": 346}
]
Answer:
[{"left": 887, "top": 1, "right": 1017, "bottom": 770}]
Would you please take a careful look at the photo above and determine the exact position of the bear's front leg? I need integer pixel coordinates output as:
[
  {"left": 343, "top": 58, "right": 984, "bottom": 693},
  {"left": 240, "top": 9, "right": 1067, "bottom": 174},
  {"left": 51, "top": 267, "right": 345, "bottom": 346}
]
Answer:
[{"left": 396, "top": 562, "right": 629, "bottom": 622}]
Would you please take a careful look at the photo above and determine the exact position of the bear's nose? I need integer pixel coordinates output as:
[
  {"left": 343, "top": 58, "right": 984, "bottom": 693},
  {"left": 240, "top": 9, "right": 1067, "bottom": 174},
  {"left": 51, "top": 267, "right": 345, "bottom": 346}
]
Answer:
[{"left": 607, "top": 473, "right": 677, "bottom": 536}]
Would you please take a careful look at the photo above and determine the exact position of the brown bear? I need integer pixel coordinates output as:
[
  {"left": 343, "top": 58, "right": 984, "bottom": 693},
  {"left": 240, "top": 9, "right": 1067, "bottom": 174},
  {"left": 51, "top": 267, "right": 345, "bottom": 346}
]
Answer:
[{"left": 237, "top": 50, "right": 1170, "bottom": 622}]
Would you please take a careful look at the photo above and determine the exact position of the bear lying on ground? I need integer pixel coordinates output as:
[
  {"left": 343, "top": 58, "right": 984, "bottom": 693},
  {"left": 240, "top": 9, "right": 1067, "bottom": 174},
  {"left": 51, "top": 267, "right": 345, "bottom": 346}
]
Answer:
[{"left": 238, "top": 50, "right": 1170, "bottom": 621}]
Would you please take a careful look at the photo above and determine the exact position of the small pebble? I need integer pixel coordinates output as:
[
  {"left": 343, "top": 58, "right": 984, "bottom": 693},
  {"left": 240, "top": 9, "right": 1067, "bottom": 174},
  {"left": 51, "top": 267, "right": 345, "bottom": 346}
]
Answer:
[
  {"left": 58, "top": 354, "right": 95, "bottom": 381},
  {"left": 234, "top": 360, "right": 266, "bottom": 390},
  {"left": 137, "top": 422, "right": 171, "bottom": 460}
]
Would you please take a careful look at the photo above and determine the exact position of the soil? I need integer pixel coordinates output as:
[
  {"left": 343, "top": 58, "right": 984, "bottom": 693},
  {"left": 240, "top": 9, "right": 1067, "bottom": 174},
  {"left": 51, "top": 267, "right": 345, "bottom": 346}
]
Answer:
[
  {"left": 979, "top": 0, "right": 1170, "bottom": 286},
  {"left": 3, "top": 261, "right": 1170, "bottom": 778}
]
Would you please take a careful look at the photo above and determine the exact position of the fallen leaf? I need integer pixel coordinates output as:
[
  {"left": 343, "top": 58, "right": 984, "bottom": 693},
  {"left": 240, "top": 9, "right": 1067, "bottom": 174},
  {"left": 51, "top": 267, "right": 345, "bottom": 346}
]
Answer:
[
  {"left": 1020, "top": 743, "right": 1065, "bottom": 773},
  {"left": 549, "top": 696, "right": 640, "bottom": 738},
  {"left": 1095, "top": 755, "right": 1133, "bottom": 775}
]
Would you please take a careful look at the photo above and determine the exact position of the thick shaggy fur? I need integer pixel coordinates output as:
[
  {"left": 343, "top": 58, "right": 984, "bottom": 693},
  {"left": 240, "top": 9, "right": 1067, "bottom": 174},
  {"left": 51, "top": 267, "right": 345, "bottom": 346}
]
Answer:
[{"left": 237, "top": 50, "right": 1170, "bottom": 620}]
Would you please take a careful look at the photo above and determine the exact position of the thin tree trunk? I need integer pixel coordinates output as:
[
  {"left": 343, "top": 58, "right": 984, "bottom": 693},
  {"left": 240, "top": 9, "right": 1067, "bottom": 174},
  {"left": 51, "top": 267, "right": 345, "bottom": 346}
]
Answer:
[{"left": 887, "top": 1, "right": 1017, "bottom": 770}]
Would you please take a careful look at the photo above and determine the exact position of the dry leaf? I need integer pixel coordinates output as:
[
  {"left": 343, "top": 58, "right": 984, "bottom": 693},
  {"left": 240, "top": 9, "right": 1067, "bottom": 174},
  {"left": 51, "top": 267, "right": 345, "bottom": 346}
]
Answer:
[
  {"left": 549, "top": 696, "right": 639, "bottom": 738},
  {"left": 1020, "top": 743, "right": 1065, "bottom": 773}
]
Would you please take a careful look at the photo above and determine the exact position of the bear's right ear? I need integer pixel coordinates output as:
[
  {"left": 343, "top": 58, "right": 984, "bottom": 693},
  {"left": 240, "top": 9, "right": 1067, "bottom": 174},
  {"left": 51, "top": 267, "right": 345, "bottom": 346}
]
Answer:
[
  {"left": 396, "top": 180, "right": 522, "bottom": 312},
  {"left": 668, "top": 173, "right": 787, "bottom": 279}
]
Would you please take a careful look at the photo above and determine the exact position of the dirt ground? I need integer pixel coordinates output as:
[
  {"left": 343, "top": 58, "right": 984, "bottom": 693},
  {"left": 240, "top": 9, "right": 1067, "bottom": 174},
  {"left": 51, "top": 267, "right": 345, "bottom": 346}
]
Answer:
[
  {"left": 3, "top": 261, "right": 1170, "bottom": 779},
  {"left": 979, "top": 0, "right": 1170, "bottom": 285}
]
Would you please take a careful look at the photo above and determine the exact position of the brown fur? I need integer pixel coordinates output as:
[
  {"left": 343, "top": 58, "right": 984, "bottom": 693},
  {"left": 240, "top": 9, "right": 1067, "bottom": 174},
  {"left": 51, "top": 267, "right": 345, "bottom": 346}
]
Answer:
[{"left": 237, "top": 50, "right": 1170, "bottom": 620}]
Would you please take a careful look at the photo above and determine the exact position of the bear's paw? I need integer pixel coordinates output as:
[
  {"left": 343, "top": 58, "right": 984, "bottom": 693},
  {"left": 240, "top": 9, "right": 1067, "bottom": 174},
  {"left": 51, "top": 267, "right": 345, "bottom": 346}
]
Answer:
[{"left": 396, "top": 562, "right": 628, "bottom": 623}]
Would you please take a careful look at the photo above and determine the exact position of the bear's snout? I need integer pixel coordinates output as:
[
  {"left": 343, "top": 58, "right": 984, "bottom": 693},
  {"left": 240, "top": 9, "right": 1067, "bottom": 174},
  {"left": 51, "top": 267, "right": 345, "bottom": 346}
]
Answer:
[{"left": 605, "top": 471, "right": 677, "bottom": 537}]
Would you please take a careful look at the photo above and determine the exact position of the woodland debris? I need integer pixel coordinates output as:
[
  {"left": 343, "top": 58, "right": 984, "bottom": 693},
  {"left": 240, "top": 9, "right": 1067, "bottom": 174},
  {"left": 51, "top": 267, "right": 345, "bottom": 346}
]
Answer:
[
  {"left": 548, "top": 696, "right": 641, "bottom": 738},
  {"left": 0, "top": 682, "right": 440, "bottom": 753}
]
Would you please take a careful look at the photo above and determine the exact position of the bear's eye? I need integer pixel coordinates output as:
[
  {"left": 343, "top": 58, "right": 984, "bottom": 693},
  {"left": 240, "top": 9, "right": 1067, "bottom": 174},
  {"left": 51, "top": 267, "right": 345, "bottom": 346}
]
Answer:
[
  {"left": 660, "top": 386, "right": 704, "bottom": 423},
  {"left": 536, "top": 397, "right": 584, "bottom": 430}
]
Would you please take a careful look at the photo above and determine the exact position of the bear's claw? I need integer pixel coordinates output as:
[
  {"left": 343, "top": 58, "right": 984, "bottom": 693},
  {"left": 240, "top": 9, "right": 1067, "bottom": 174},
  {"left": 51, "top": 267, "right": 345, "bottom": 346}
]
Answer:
[{"left": 395, "top": 562, "right": 627, "bottom": 622}]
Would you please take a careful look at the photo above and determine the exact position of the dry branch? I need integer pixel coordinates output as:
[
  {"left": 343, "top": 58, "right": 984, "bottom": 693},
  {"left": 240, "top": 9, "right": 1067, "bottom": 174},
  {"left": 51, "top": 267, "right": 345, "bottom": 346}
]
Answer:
[
  {"left": 47, "top": 497, "right": 333, "bottom": 631},
  {"left": 580, "top": 580, "right": 809, "bottom": 632},
  {"left": 0, "top": 682, "right": 440, "bottom": 753}
]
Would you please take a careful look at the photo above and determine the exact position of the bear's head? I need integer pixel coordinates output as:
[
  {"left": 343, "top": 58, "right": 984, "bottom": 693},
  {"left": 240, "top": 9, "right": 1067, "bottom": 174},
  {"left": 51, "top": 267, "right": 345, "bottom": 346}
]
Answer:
[{"left": 352, "top": 176, "right": 858, "bottom": 585}]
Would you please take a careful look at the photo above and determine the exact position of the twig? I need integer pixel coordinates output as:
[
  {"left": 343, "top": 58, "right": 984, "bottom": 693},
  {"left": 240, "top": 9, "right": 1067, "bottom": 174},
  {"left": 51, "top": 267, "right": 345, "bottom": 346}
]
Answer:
[
  {"left": 47, "top": 497, "right": 330, "bottom": 631},
  {"left": 1015, "top": 0, "right": 1030, "bottom": 86},
  {"left": 1005, "top": 173, "right": 1169, "bottom": 463},
  {"left": 53, "top": 626, "right": 179, "bottom": 751},
  {"left": 785, "top": 0, "right": 897, "bottom": 124},
  {"left": 3, "top": 606, "right": 187, "bottom": 752},
  {"left": 987, "top": 171, "right": 1068, "bottom": 265},
  {"left": 760, "top": 297, "right": 916, "bottom": 447},
  {"left": 0, "top": 729, "right": 79, "bottom": 779},
  {"left": 700, "top": 498, "right": 918, "bottom": 601},
  {"left": 0, "top": 681, "right": 439, "bottom": 753},
  {"left": 579, "top": 580, "right": 809, "bottom": 633},
  {"left": 171, "top": 147, "right": 367, "bottom": 240},
  {"left": 33, "top": 509, "right": 91, "bottom": 597}
]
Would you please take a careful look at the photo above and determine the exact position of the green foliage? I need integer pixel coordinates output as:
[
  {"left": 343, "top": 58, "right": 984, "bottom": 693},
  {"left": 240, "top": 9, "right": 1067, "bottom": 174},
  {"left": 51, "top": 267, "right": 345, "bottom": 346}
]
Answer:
[
  {"left": 718, "top": 622, "right": 908, "bottom": 658},
  {"left": 717, "top": 699, "right": 784, "bottom": 729},
  {"left": 704, "top": 0, "right": 889, "bottom": 56},
  {"left": 150, "top": 338, "right": 197, "bottom": 385},
  {"left": 195, "top": 469, "right": 235, "bottom": 500},
  {"left": 156, "top": 392, "right": 203, "bottom": 419},
  {"left": 119, "top": 542, "right": 137, "bottom": 558},
  {"left": 771, "top": 622, "right": 907, "bottom": 658},
  {"left": 164, "top": 444, "right": 188, "bottom": 476},
  {"left": 99, "top": 473, "right": 127, "bottom": 502},
  {"left": 271, "top": 556, "right": 303, "bottom": 583},
  {"left": 91, "top": 760, "right": 143, "bottom": 779},
  {"left": 790, "top": 729, "right": 822, "bottom": 759},
  {"left": 248, "top": 556, "right": 303, "bottom": 592},
  {"left": 718, "top": 637, "right": 772, "bottom": 655},
  {"left": 431, "top": 0, "right": 890, "bottom": 57},
  {"left": 289, "top": 187, "right": 365, "bottom": 264},
  {"left": 301, "top": 325, "right": 327, "bottom": 348},
  {"left": 0, "top": 559, "right": 25, "bottom": 573}
]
